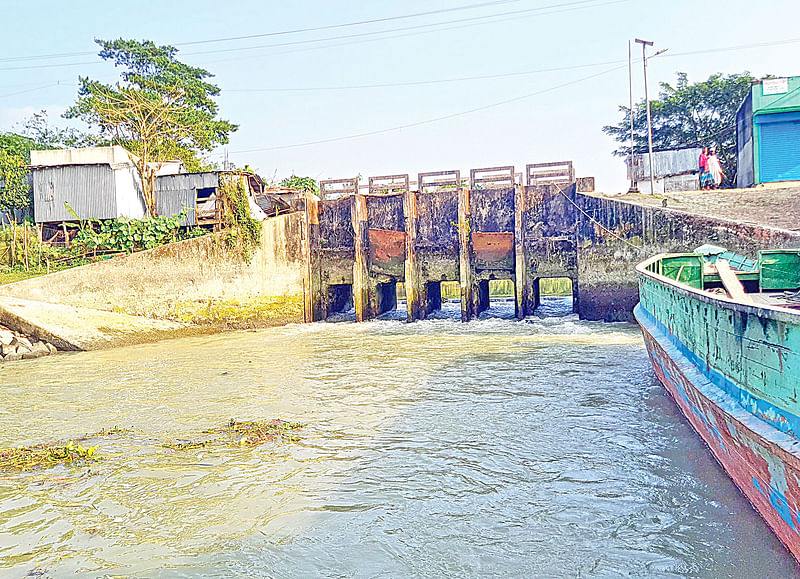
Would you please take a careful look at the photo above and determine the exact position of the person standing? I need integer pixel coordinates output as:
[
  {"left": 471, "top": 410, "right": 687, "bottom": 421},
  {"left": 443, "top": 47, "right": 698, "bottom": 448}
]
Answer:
[
  {"left": 698, "top": 147, "right": 711, "bottom": 190},
  {"left": 707, "top": 146, "right": 726, "bottom": 189}
]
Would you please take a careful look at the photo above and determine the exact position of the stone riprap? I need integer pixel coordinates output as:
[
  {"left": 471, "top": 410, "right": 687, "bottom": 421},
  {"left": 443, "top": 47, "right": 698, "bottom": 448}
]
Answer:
[{"left": 0, "top": 324, "right": 58, "bottom": 362}]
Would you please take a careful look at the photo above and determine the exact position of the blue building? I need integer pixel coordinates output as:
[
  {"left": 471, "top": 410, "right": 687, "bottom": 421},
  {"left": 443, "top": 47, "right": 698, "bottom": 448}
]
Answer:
[{"left": 737, "top": 76, "right": 800, "bottom": 187}]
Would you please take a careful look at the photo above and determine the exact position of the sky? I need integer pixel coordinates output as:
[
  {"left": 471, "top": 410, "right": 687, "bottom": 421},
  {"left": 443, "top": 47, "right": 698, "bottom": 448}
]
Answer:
[{"left": 2, "top": 0, "right": 800, "bottom": 193}]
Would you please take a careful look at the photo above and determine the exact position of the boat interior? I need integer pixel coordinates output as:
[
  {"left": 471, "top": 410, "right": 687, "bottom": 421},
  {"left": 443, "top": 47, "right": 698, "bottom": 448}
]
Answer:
[{"left": 643, "top": 248, "right": 800, "bottom": 311}]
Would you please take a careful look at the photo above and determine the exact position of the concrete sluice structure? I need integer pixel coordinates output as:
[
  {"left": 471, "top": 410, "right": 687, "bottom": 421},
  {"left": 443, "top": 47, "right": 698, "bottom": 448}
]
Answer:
[
  {"left": 6, "top": 160, "right": 800, "bottom": 350},
  {"left": 306, "top": 162, "right": 582, "bottom": 322}
]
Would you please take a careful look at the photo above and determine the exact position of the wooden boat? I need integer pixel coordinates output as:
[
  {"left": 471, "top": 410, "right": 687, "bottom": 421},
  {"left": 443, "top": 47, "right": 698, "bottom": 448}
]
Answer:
[{"left": 635, "top": 249, "right": 800, "bottom": 559}]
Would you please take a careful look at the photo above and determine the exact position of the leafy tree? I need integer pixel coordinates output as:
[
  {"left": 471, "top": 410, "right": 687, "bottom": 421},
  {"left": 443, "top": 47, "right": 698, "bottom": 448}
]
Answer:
[
  {"left": 65, "top": 38, "right": 238, "bottom": 215},
  {"left": 279, "top": 175, "right": 319, "bottom": 193},
  {"left": 0, "top": 133, "right": 49, "bottom": 213},
  {"left": 603, "top": 72, "right": 757, "bottom": 186},
  {"left": 22, "top": 110, "right": 100, "bottom": 149}
]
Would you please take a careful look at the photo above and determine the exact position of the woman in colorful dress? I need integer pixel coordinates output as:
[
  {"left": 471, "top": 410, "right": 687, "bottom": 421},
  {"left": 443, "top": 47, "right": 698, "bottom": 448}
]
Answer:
[
  {"left": 698, "top": 147, "right": 712, "bottom": 190},
  {"left": 706, "top": 146, "right": 726, "bottom": 189}
]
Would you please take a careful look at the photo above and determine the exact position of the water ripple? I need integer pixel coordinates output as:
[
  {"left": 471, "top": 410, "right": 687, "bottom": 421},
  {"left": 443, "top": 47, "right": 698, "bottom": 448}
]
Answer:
[{"left": 0, "top": 300, "right": 796, "bottom": 576}]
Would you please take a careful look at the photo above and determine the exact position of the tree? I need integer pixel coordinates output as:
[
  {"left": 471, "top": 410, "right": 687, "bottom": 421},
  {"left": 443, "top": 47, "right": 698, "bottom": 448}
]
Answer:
[
  {"left": 603, "top": 72, "right": 757, "bottom": 186},
  {"left": 0, "top": 133, "right": 50, "bottom": 214},
  {"left": 65, "top": 38, "right": 238, "bottom": 215},
  {"left": 23, "top": 110, "right": 100, "bottom": 149},
  {"left": 279, "top": 175, "right": 319, "bottom": 193}
]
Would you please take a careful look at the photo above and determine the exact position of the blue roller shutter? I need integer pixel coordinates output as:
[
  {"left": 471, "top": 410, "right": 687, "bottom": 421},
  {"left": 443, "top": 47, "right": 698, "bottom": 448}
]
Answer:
[{"left": 757, "top": 112, "right": 800, "bottom": 183}]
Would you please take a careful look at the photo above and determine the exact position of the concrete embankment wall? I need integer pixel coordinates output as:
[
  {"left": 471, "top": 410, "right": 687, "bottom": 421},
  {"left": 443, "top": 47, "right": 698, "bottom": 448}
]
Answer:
[
  {"left": 0, "top": 211, "right": 307, "bottom": 331},
  {"left": 576, "top": 194, "right": 800, "bottom": 321}
]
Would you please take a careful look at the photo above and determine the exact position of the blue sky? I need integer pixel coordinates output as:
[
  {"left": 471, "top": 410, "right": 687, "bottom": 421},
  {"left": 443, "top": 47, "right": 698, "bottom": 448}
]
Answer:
[{"left": 2, "top": 0, "right": 799, "bottom": 192}]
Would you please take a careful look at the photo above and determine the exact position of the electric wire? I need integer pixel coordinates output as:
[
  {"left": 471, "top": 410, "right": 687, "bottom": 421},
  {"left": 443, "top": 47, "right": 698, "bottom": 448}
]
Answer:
[
  {"left": 182, "top": 0, "right": 624, "bottom": 58},
  {"left": 230, "top": 64, "right": 627, "bottom": 153},
  {"left": 0, "top": 0, "right": 619, "bottom": 72},
  {"left": 0, "top": 0, "right": 601, "bottom": 64},
  {"left": 554, "top": 183, "right": 646, "bottom": 253},
  {"left": 0, "top": 82, "right": 66, "bottom": 99},
  {"left": 226, "top": 60, "right": 625, "bottom": 93}
]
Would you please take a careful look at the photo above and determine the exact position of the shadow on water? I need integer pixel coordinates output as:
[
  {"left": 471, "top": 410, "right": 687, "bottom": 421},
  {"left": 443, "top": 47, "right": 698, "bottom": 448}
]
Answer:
[{"left": 0, "top": 309, "right": 796, "bottom": 576}]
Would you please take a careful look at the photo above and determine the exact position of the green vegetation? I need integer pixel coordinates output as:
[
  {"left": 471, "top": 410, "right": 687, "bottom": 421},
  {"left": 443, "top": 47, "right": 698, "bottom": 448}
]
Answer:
[
  {"left": 0, "top": 216, "right": 209, "bottom": 280},
  {"left": 279, "top": 175, "right": 319, "bottom": 193},
  {"left": 489, "top": 279, "right": 514, "bottom": 298},
  {"left": 0, "top": 268, "right": 45, "bottom": 286},
  {"left": 419, "top": 279, "right": 571, "bottom": 300},
  {"left": 219, "top": 175, "right": 262, "bottom": 252},
  {"left": 539, "top": 278, "right": 573, "bottom": 296},
  {"left": 0, "top": 133, "right": 41, "bottom": 212},
  {"left": 604, "top": 72, "right": 757, "bottom": 186},
  {"left": 0, "top": 420, "right": 301, "bottom": 472},
  {"left": 0, "top": 440, "right": 99, "bottom": 471},
  {"left": 65, "top": 38, "right": 238, "bottom": 215},
  {"left": 164, "top": 419, "right": 303, "bottom": 450},
  {"left": 69, "top": 213, "right": 206, "bottom": 254}
]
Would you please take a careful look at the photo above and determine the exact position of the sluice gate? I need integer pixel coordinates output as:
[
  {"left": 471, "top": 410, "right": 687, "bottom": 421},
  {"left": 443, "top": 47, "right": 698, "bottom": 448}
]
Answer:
[{"left": 303, "top": 162, "right": 589, "bottom": 322}]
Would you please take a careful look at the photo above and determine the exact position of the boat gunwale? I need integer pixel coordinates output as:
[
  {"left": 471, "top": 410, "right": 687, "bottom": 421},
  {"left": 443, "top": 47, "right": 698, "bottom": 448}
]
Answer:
[{"left": 636, "top": 253, "right": 800, "bottom": 325}]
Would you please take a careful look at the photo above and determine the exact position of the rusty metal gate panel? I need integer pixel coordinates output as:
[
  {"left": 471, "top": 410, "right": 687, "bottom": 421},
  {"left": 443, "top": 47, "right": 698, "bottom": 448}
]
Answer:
[
  {"left": 368, "top": 228, "right": 406, "bottom": 277},
  {"left": 473, "top": 232, "right": 514, "bottom": 270}
]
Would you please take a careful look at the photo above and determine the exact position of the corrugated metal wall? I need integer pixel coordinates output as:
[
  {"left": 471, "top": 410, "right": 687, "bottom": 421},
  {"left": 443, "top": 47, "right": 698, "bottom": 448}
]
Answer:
[
  {"left": 155, "top": 173, "right": 219, "bottom": 225},
  {"left": 633, "top": 147, "right": 702, "bottom": 180},
  {"left": 33, "top": 164, "right": 117, "bottom": 223}
]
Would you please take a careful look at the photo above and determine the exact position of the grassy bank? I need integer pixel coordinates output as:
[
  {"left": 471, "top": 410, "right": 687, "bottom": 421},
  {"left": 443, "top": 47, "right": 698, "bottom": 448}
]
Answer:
[{"left": 0, "top": 269, "right": 45, "bottom": 285}]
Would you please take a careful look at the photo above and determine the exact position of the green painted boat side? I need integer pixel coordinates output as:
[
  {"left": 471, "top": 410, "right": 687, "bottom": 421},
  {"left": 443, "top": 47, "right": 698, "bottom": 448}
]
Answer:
[
  {"left": 636, "top": 251, "right": 800, "bottom": 560},
  {"left": 638, "top": 253, "right": 800, "bottom": 437}
]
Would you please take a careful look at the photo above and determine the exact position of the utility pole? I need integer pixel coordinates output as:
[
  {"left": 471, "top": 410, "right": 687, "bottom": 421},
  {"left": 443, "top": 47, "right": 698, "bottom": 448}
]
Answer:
[
  {"left": 635, "top": 38, "right": 656, "bottom": 195},
  {"left": 627, "top": 40, "right": 638, "bottom": 193},
  {"left": 635, "top": 38, "right": 668, "bottom": 195}
]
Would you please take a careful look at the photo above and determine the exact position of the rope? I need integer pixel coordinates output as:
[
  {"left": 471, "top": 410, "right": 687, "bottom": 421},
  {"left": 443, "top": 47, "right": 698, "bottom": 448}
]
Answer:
[{"left": 553, "top": 184, "right": 647, "bottom": 253}]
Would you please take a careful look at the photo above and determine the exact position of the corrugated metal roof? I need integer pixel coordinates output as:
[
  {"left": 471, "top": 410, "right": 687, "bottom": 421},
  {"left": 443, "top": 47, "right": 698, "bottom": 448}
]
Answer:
[
  {"left": 630, "top": 147, "right": 703, "bottom": 180},
  {"left": 33, "top": 164, "right": 117, "bottom": 222}
]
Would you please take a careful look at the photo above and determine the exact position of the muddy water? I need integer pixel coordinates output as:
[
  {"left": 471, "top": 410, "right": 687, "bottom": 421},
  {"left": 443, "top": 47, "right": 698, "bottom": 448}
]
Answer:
[{"left": 0, "top": 300, "right": 797, "bottom": 577}]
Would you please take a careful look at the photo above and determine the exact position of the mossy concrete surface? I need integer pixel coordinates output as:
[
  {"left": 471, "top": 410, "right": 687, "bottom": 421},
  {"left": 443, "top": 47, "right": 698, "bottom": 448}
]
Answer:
[
  {"left": 576, "top": 191, "right": 800, "bottom": 321},
  {"left": 0, "top": 212, "right": 307, "bottom": 349}
]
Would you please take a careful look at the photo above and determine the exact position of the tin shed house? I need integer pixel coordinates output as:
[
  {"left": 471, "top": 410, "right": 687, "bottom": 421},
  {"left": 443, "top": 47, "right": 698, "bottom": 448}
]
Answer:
[
  {"left": 154, "top": 171, "right": 288, "bottom": 227},
  {"left": 30, "top": 146, "right": 183, "bottom": 224},
  {"left": 736, "top": 76, "right": 800, "bottom": 187},
  {"left": 627, "top": 147, "right": 703, "bottom": 194}
]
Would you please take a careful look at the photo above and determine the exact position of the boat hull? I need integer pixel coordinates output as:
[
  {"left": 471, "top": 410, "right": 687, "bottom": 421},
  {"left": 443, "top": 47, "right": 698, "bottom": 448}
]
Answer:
[{"left": 636, "top": 303, "right": 800, "bottom": 560}]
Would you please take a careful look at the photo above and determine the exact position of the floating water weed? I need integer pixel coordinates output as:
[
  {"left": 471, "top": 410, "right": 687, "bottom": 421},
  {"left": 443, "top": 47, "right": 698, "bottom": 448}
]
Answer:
[
  {"left": 90, "top": 425, "right": 133, "bottom": 437},
  {"left": 0, "top": 440, "right": 99, "bottom": 471},
  {"left": 163, "top": 418, "right": 303, "bottom": 451}
]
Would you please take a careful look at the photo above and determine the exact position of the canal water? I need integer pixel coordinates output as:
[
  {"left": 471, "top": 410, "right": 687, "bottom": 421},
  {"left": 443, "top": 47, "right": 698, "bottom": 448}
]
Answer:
[{"left": 0, "top": 300, "right": 797, "bottom": 577}]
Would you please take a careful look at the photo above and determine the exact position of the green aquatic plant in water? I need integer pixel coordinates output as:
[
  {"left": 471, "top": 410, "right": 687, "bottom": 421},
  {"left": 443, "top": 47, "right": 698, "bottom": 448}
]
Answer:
[
  {"left": 0, "top": 440, "right": 99, "bottom": 471},
  {"left": 0, "top": 419, "right": 302, "bottom": 471},
  {"left": 164, "top": 418, "right": 303, "bottom": 451}
]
